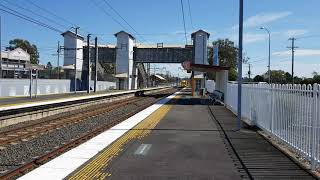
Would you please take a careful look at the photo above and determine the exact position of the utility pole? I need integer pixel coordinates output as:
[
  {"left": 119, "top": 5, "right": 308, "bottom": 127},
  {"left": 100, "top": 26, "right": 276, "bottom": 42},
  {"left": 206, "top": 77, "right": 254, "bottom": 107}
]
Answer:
[
  {"left": 237, "top": 0, "right": 243, "bottom": 130},
  {"left": 248, "top": 63, "right": 251, "bottom": 81},
  {"left": 57, "top": 41, "right": 60, "bottom": 79},
  {"left": 287, "top": 37, "right": 298, "bottom": 85},
  {"left": 94, "top": 37, "right": 98, "bottom": 93},
  {"left": 87, "top": 34, "right": 91, "bottom": 93}
]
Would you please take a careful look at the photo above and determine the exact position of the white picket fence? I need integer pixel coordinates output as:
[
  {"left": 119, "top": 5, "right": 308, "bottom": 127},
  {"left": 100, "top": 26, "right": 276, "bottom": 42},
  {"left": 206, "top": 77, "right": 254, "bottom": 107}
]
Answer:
[{"left": 224, "top": 83, "right": 320, "bottom": 170}]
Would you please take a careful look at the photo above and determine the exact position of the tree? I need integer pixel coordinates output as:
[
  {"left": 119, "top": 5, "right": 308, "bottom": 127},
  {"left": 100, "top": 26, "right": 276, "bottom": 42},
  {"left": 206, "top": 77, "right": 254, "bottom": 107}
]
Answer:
[
  {"left": 212, "top": 39, "right": 238, "bottom": 68},
  {"left": 264, "top": 70, "right": 287, "bottom": 84},
  {"left": 7, "top": 39, "right": 39, "bottom": 64},
  {"left": 253, "top": 75, "right": 264, "bottom": 82},
  {"left": 46, "top": 61, "right": 53, "bottom": 70},
  {"left": 284, "top": 72, "right": 292, "bottom": 82},
  {"left": 210, "top": 39, "right": 238, "bottom": 81}
]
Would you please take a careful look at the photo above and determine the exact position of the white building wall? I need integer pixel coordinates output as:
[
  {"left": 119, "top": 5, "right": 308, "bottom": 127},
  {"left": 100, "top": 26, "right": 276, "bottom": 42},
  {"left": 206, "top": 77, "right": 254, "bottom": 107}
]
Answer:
[
  {"left": 193, "top": 31, "right": 208, "bottom": 65},
  {"left": 63, "top": 33, "right": 84, "bottom": 71},
  {"left": 115, "top": 32, "right": 136, "bottom": 90},
  {"left": 116, "top": 34, "right": 129, "bottom": 74},
  {"left": 0, "top": 79, "right": 116, "bottom": 97}
]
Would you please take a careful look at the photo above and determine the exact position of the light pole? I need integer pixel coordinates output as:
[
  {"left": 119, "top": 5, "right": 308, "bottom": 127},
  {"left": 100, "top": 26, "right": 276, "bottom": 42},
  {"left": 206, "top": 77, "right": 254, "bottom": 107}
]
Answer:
[
  {"left": 237, "top": 0, "right": 243, "bottom": 131},
  {"left": 260, "top": 26, "right": 271, "bottom": 84}
]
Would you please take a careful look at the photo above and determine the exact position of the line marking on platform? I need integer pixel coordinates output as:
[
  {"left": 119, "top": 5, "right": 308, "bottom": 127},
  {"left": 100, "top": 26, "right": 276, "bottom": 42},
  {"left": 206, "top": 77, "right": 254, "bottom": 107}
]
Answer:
[{"left": 134, "top": 144, "right": 152, "bottom": 155}]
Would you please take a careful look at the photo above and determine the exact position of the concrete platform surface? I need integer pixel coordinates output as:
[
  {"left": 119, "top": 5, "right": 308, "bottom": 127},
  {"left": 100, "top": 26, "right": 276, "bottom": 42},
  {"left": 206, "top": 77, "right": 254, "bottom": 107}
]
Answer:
[
  {"left": 68, "top": 89, "right": 315, "bottom": 180},
  {"left": 68, "top": 92, "right": 242, "bottom": 180}
]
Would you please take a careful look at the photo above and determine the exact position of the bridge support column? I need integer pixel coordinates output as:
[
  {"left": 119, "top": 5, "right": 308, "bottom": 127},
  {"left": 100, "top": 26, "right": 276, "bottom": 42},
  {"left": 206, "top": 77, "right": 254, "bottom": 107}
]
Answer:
[
  {"left": 115, "top": 31, "right": 135, "bottom": 90},
  {"left": 215, "top": 70, "right": 228, "bottom": 98},
  {"left": 131, "top": 63, "right": 138, "bottom": 90}
]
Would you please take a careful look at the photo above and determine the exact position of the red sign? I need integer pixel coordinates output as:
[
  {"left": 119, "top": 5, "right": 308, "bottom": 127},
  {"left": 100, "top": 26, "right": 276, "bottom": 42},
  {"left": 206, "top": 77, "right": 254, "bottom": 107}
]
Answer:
[{"left": 182, "top": 61, "right": 191, "bottom": 71}]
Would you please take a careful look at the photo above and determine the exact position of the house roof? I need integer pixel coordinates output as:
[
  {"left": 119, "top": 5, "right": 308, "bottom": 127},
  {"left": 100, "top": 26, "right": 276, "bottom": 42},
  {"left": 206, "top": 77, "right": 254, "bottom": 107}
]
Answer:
[
  {"left": 152, "top": 74, "right": 166, "bottom": 81},
  {"left": 191, "top": 29, "right": 210, "bottom": 38},
  {"left": 1, "top": 47, "right": 30, "bottom": 61},
  {"left": 114, "top": 31, "right": 135, "bottom": 40},
  {"left": 115, "top": 73, "right": 128, "bottom": 78},
  {"left": 61, "top": 30, "right": 84, "bottom": 40}
]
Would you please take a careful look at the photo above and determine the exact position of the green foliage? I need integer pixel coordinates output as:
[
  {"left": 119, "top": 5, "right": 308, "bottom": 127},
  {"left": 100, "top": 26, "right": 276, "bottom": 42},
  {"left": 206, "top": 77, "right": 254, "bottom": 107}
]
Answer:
[
  {"left": 46, "top": 62, "right": 53, "bottom": 70},
  {"left": 255, "top": 70, "right": 320, "bottom": 84},
  {"left": 7, "top": 39, "right": 39, "bottom": 64},
  {"left": 229, "top": 68, "right": 237, "bottom": 81},
  {"left": 210, "top": 39, "right": 240, "bottom": 81},
  {"left": 212, "top": 39, "right": 238, "bottom": 68},
  {"left": 253, "top": 75, "right": 264, "bottom": 82}
]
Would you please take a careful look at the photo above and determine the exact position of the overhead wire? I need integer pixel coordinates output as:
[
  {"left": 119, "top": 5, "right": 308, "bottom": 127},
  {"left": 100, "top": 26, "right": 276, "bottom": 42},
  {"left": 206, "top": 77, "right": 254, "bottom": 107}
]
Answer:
[
  {"left": 0, "top": 6, "right": 63, "bottom": 33},
  {"left": 25, "top": 0, "right": 78, "bottom": 28},
  {"left": 90, "top": 0, "right": 130, "bottom": 32},
  {"left": 180, "top": 0, "right": 188, "bottom": 45},
  {"left": 187, "top": 0, "right": 194, "bottom": 30},
  {"left": 99, "top": 0, "right": 155, "bottom": 45},
  {"left": 2, "top": 0, "right": 68, "bottom": 29}
]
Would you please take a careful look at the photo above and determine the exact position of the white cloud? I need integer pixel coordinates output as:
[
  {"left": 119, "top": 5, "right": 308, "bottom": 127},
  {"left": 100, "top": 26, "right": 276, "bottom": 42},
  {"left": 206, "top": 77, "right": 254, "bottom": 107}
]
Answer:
[
  {"left": 244, "top": 33, "right": 268, "bottom": 43},
  {"left": 273, "top": 49, "right": 320, "bottom": 57},
  {"left": 232, "top": 11, "right": 292, "bottom": 29},
  {"left": 229, "top": 33, "right": 268, "bottom": 44},
  {"left": 284, "top": 29, "right": 308, "bottom": 37}
]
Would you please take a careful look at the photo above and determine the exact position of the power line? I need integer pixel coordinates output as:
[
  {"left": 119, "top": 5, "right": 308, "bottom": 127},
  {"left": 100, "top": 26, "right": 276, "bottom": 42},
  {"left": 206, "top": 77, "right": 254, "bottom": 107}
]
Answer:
[
  {"left": 25, "top": 0, "right": 78, "bottom": 28},
  {"left": 90, "top": 0, "right": 129, "bottom": 32},
  {"left": 25, "top": 0, "right": 96, "bottom": 36},
  {"left": 0, "top": 5, "right": 62, "bottom": 33},
  {"left": 179, "top": 0, "right": 188, "bottom": 45},
  {"left": 2, "top": 0, "right": 68, "bottom": 29},
  {"left": 101, "top": 0, "right": 137, "bottom": 34},
  {"left": 99, "top": 0, "right": 153, "bottom": 45},
  {"left": 187, "top": 0, "right": 194, "bottom": 29}
]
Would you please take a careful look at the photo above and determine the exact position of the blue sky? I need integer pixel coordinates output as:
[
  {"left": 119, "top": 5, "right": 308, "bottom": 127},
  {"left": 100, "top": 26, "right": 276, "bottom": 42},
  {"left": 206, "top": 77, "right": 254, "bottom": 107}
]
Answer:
[{"left": 1, "top": 0, "right": 320, "bottom": 78}]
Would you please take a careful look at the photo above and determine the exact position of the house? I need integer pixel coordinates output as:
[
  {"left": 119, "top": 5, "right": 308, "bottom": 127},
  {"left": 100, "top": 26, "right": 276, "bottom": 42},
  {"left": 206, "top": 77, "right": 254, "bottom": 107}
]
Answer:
[{"left": 0, "top": 48, "right": 31, "bottom": 78}]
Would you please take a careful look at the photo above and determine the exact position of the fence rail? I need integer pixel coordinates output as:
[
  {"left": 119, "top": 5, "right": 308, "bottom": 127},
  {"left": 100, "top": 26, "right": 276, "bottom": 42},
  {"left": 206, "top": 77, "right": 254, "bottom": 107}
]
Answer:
[{"left": 224, "top": 83, "right": 320, "bottom": 170}]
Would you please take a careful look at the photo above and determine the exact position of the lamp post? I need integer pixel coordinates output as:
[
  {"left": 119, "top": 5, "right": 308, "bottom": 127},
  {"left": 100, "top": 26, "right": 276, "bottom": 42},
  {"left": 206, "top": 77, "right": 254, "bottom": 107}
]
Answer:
[
  {"left": 237, "top": 0, "right": 243, "bottom": 131},
  {"left": 260, "top": 26, "right": 271, "bottom": 84}
]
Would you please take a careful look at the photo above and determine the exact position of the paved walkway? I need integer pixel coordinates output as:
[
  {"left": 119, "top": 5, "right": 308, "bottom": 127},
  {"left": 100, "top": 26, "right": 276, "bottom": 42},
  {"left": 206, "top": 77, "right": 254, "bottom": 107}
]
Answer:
[{"left": 67, "top": 91, "right": 315, "bottom": 180}]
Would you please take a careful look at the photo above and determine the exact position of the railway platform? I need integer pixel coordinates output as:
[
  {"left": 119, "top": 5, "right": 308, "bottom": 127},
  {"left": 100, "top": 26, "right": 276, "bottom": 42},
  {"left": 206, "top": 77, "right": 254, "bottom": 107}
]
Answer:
[
  {"left": 19, "top": 89, "right": 316, "bottom": 180},
  {"left": 0, "top": 87, "right": 167, "bottom": 111}
]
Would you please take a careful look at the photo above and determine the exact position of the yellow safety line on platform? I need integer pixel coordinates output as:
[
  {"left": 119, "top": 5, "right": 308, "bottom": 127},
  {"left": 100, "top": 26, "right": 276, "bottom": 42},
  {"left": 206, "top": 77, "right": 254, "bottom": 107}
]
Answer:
[{"left": 68, "top": 97, "right": 177, "bottom": 180}]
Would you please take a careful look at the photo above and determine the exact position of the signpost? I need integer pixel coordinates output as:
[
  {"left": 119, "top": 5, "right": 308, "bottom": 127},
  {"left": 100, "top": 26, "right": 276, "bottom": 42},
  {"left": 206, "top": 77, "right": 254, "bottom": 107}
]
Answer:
[{"left": 25, "top": 64, "right": 44, "bottom": 98}]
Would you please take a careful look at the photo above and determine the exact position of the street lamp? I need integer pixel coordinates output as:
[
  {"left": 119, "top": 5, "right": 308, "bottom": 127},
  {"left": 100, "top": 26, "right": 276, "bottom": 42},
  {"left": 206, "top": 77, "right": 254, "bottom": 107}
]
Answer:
[{"left": 260, "top": 26, "right": 271, "bottom": 84}]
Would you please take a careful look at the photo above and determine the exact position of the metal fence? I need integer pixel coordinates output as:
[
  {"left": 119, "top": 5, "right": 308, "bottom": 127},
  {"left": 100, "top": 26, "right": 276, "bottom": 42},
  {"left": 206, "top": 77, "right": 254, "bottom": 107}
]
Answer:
[{"left": 224, "top": 83, "right": 320, "bottom": 170}]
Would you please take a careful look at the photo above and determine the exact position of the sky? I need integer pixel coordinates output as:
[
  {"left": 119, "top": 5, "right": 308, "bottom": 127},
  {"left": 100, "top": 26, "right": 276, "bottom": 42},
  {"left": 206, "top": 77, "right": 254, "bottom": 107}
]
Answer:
[{"left": 1, "top": 0, "right": 320, "bottom": 78}]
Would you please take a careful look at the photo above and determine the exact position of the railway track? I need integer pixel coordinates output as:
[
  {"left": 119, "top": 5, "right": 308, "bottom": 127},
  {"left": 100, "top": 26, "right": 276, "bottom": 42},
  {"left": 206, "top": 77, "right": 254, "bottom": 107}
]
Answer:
[
  {"left": 0, "top": 97, "right": 141, "bottom": 147},
  {"left": 0, "top": 88, "right": 175, "bottom": 179}
]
